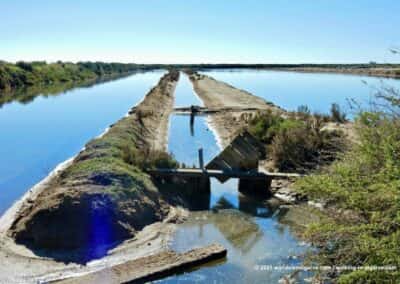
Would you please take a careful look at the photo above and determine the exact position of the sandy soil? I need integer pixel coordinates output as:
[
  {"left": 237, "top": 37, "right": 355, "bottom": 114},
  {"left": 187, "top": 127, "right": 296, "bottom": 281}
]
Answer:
[
  {"left": 188, "top": 72, "right": 284, "bottom": 148},
  {"left": 133, "top": 78, "right": 177, "bottom": 151}
]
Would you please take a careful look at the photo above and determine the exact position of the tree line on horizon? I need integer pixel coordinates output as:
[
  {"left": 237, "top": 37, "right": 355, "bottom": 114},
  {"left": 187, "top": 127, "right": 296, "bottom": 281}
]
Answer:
[{"left": 0, "top": 61, "right": 156, "bottom": 92}]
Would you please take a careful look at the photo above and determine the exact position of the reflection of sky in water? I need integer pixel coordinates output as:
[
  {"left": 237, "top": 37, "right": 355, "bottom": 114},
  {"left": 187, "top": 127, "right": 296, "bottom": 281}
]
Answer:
[
  {"left": 165, "top": 71, "right": 316, "bottom": 283},
  {"left": 0, "top": 71, "right": 165, "bottom": 215},
  {"left": 210, "top": 178, "right": 239, "bottom": 208},
  {"left": 203, "top": 69, "right": 400, "bottom": 118},
  {"left": 163, "top": 210, "right": 312, "bottom": 283},
  {"left": 174, "top": 72, "right": 203, "bottom": 107},
  {"left": 168, "top": 115, "right": 219, "bottom": 167}
]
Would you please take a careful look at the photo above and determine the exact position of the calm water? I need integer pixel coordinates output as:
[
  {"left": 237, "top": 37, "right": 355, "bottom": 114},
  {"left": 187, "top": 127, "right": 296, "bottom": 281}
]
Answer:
[
  {"left": 174, "top": 73, "right": 203, "bottom": 107},
  {"left": 203, "top": 69, "right": 400, "bottom": 116},
  {"left": 1, "top": 69, "right": 398, "bottom": 281},
  {"left": 0, "top": 71, "right": 165, "bottom": 215},
  {"left": 164, "top": 72, "right": 314, "bottom": 283}
]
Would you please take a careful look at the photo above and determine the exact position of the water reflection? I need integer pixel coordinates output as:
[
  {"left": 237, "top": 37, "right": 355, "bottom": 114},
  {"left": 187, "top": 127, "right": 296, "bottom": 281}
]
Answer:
[
  {"left": 203, "top": 69, "right": 400, "bottom": 116},
  {"left": 165, "top": 71, "right": 322, "bottom": 283},
  {"left": 0, "top": 72, "right": 144, "bottom": 108},
  {"left": 174, "top": 73, "right": 202, "bottom": 107},
  {"left": 166, "top": 206, "right": 312, "bottom": 283},
  {"left": 168, "top": 115, "right": 219, "bottom": 168},
  {"left": 0, "top": 70, "right": 165, "bottom": 215}
]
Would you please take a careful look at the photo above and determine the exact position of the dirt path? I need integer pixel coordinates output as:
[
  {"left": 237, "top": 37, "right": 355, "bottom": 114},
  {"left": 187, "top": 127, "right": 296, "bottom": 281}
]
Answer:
[
  {"left": 187, "top": 72, "right": 284, "bottom": 148},
  {"left": 131, "top": 74, "right": 177, "bottom": 151}
]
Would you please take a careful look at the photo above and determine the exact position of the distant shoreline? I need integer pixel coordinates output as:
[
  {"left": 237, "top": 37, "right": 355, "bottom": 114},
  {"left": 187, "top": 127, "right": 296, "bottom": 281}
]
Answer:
[
  {"left": 180, "top": 64, "right": 400, "bottom": 79},
  {"left": 1, "top": 61, "right": 399, "bottom": 95}
]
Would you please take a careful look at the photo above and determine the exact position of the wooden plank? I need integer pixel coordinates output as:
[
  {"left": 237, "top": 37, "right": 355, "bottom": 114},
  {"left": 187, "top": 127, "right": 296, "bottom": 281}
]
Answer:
[
  {"left": 149, "top": 168, "right": 303, "bottom": 179},
  {"left": 53, "top": 244, "right": 227, "bottom": 284}
]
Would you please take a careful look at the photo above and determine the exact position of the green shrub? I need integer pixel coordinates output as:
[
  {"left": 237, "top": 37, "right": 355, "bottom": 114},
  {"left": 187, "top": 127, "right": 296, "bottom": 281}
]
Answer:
[
  {"left": 248, "top": 110, "right": 302, "bottom": 144},
  {"left": 248, "top": 110, "right": 345, "bottom": 172},
  {"left": 129, "top": 148, "right": 178, "bottom": 170},
  {"left": 295, "top": 112, "right": 400, "bottom": 282},
  {"left": 16, "top": 61, "right": 34, "bottom": 72},
  {"left": 270, "top": 122, "right": 344, "bottom": 172}
]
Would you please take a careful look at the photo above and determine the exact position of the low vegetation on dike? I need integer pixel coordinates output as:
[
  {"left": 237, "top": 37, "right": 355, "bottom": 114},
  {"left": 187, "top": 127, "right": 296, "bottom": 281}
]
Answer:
[
  {"left": 61, "top": 127, "right": 178, "bottom": 199},
  {"left": 295, "top": 91, "right": 400, "bottom": 282},
  {"left": 0, "top": 61, "right": 149, "bottom": 91},
  {"left": 247, "top": 104, "right": 347, "bottom": 173},
  {"left": 60, "top": 83, "right": 178, "bottom": 198},
  {"left": 10, "top": 72, "right": 179, "bottom": 251}
]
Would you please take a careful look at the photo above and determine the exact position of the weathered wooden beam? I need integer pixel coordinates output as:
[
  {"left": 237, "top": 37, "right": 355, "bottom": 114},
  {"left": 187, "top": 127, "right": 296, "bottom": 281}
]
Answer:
[
  {"left": 173, "top": 106, "right": 263, "bottom": 114},
  {"left": 53, "top": 244, "right": 227, "bottom": 284},
  {"left": 149, "top": 168, "right": 300, "bottom": 180}
]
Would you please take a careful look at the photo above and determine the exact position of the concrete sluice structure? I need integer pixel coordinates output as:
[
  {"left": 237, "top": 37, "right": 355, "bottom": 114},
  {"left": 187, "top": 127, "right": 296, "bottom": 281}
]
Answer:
[
  {"left": 155, "top": 174, "right": 211, "bottom": 211},
  {"left": 151, "top": 131, "right": 272, "bottom": 206}
]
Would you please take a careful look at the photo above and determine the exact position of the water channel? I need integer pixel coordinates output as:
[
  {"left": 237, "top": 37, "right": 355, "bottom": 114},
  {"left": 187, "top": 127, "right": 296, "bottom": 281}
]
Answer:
[{"left": 1, "top": 69, "right": 398, "bottom": 282}]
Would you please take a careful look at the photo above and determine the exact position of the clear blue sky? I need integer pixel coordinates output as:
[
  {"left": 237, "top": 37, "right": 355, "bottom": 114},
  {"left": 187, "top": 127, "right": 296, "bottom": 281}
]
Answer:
[{"left": 1, "top": 0, "right": 399, "bottom": 64}]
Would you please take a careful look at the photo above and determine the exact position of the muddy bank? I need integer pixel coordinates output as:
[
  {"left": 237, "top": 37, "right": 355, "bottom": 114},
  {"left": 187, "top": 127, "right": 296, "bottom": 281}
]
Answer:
[
  {"left": 187, "top": 72, "right": 284, "bottom": 148},
  {"left": 3, "top": 70, "right": 179, "bottom": 253}
]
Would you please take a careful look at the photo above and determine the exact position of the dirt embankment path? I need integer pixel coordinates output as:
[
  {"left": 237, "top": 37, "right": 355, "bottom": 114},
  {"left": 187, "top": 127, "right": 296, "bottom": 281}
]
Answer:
[
  {"left": 187, "top": 72, "right": 284, "bottom": 148},
  {"left": 273, "top": 66, "right": 400, "bottom": 79},
  {"left": 0, "top": 71, "right": 187, "bottom": 284}
]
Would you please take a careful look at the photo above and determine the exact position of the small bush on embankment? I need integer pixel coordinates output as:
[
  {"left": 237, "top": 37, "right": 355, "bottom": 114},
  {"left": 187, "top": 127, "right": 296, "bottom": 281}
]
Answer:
[
  {"left": 248, "top": 110, "right": 346, "bottom": 172},
  {"left": 295, "top": 111, "right": 400, "bottom": 282}
]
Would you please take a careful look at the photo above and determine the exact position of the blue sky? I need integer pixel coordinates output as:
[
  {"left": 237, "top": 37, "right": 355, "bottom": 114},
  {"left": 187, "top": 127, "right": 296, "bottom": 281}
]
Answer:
[{"left": 1, "top": 0, "right": 399, "bottom": 63}]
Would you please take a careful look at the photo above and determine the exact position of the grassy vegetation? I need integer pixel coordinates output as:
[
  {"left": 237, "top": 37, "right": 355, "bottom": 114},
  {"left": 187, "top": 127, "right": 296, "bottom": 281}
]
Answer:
[
  {"left": 247, "top": 107, "right": 346, "bottom": 172},
  {"left": 295, "top": 97, "right": 400, "bottom": 281},
  {"left": 60, "top": 72, "right": 178, "bottom": 199},
  {"left": 61, "top": 118, "right": 177, "bottom": 198},
  {"left": 0, "top": 61, "right": 151, "bottom": 91}
]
